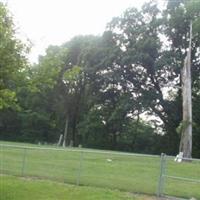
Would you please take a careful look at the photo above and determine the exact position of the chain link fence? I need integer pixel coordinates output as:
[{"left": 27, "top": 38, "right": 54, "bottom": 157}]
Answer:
[
  {"left": 0, "top": 144, "right": 200, "bottom": 199},
  {"left": 157, "top": 154, "right": 200, "bottom": 199}
]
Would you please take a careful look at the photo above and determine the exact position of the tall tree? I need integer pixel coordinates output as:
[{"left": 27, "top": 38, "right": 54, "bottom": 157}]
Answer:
[
  {"left": 0, "top": 2, "right": 28, "bottom": 110},
  {"left": 166, "top": 0, "right": 200, "bottom": 157},
  {"left": 179, "top": 22, "right": 192, "bottom": 158},
  {"left": 0, "top": 3, "right": 29, "bottom": 140}
]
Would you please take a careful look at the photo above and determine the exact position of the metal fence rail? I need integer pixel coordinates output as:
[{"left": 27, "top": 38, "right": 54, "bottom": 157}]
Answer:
[
  {"left": 0, "top": 143, "right": 160, "bottom": 157},
  {"left": 157, "top": 154, "right": 200, "bottom": 199},
  {"left": 0, "top": 143, "right": 200, "bottom": 199},
  {"left": 0, "top": 144, "right": 160, "bottom": 194}
]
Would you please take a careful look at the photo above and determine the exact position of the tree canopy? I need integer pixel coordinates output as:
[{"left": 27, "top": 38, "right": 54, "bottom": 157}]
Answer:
[{"left": 0, "top": 0, "right": 200, "bottom": 157}]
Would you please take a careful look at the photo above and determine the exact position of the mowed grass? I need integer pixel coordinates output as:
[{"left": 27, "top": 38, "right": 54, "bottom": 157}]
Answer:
[
  {"left": 0, "top": 175, "right": 140, "bottom": 200},
  {"left": 0, "top": 141, "right": 200, "bottom": 199}
]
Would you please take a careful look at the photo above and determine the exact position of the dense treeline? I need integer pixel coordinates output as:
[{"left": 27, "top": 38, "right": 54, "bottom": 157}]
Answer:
[{"left": 0, "top": 1, "right": 200, "bottom": 157}]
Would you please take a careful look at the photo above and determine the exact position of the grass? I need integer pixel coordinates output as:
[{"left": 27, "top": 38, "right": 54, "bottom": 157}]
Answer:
[
  {"left": 0, "top": 141, "right": 200, "bottom": 199},
  {"left": 0, "top": 175, "right": 143, "bottom": 200}
]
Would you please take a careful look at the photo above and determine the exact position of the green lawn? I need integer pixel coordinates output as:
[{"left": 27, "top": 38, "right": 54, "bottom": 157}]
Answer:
[
  {"left": 0, "top": 175, "right": 141, "bottom": 200},
  {"left": 0, "top": 141, "right": 200, "bottom": 199}
]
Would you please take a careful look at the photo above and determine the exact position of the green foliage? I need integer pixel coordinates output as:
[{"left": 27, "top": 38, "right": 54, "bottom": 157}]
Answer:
[
  {"left": 77, "top": 108, "right": 108, "bottom": 148},
  {"left": 35, "top": 45, "right": 68, "bottom": 90},
  {"left": 0, "top": 89, "right": 18, "bottom": 110},
  {"left": 185, "top": 0, "right": 200, "bottom": 18},
  {"left": 0, "top": 2, "right": 28, "bottom": 110},
  {"left": 63, "top": 65, "right": 82, "bottom": 81},
  {"left": 176, "top": 120, "right": 192, "bottom": 135},
  {"left": 1, "top": 0, "right": 200, "bottom": 157}
]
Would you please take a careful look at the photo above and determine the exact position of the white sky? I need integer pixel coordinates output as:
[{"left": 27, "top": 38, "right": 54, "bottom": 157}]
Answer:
[{"left": 3, "top": 0, "right": 147, "bottom": 63}]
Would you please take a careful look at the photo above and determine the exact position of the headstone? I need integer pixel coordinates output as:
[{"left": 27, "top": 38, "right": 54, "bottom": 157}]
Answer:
[{"left": 174, "top": 152, "right": 183, "bottom": 162}]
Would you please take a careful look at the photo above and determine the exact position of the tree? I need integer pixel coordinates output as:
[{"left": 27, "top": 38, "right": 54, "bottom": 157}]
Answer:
[
  {"left": 33, "top": 36, "right": 102, "bottom": 146},
  {"left": 0, "top": 2, "right": 28, "bottom": 110},
  {"left": 166, "top": 0, "right": 200, "bottom": 158},
  {"left": 103, "top": 0, "right": 200, "bottom": 156},
  {"left": 179, "top": 22, "right": 192, "bottom": 158},
  {"left": 0, "top": 3, "right": 30, "bottom": 141},
  {"left": 104, "top": 2, "right": 181, "bottom": 154},
  {"left": 1, "top": 0, "right": 200, "bottom": 157}
]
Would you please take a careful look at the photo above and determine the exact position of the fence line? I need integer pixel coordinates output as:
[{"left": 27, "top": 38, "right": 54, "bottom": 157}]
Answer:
[
  {"left": 0, "top": 143, "right": 162, "bottom": 196},
  {"left": 1, "top": 143, "right": 200, "bottom": 199},
  {"left": 164, "top": 175, "right": 200, "bottom": 183},
  {"left": 0, "top": 143, "right": 160, "bottom": 158},
  {"left": 158, "top": 155, "right": 200, "bottom": 199}
]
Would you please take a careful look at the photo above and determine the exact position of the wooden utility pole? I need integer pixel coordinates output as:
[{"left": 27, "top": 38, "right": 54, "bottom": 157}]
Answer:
[{"left": 179, "top": 21, "right": 192, "bottom": 158}]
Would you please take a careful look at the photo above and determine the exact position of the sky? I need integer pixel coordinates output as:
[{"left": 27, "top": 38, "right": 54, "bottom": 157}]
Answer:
[{"left": 3, "top": 0, "right": 147, "bottom": 63}]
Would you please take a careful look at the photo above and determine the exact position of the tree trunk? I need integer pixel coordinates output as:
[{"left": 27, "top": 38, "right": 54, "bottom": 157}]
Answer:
[
  {"left": 113, "top": 132, "right": 117, "bottom": 150},
  {"left": 179, "top": 21, "right": 192, "bottom": 158},
  {"left": 132, "top": 111, "right": 140, "bottom": 150},
  {"left": 71, "top": 117, "right": 77, "bottom": 146},
  {"left": 63, "top": 114, "right": 69, "bottom": 147},
  {"left": 57, "top": 134, "right": 63, "bottom": 146}
]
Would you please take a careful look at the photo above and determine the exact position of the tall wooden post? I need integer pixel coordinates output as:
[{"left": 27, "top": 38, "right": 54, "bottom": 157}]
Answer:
[{"left": 179, "top": 21, "right": 192, "bottom": 158}]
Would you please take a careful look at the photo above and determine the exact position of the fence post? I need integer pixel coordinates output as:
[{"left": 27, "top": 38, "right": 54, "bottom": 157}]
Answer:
[
  {"left": 21, "top": 148, "right": 27, "bottom": 176},
  {"left": 157, "top": 153, "right": 166, "bottom": 197},
  {"left": 0, "top": 145, "right": 3, "bottom": 173},
  {"left": 76, "top": 151, "right": 84, "bottom": 186}
]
